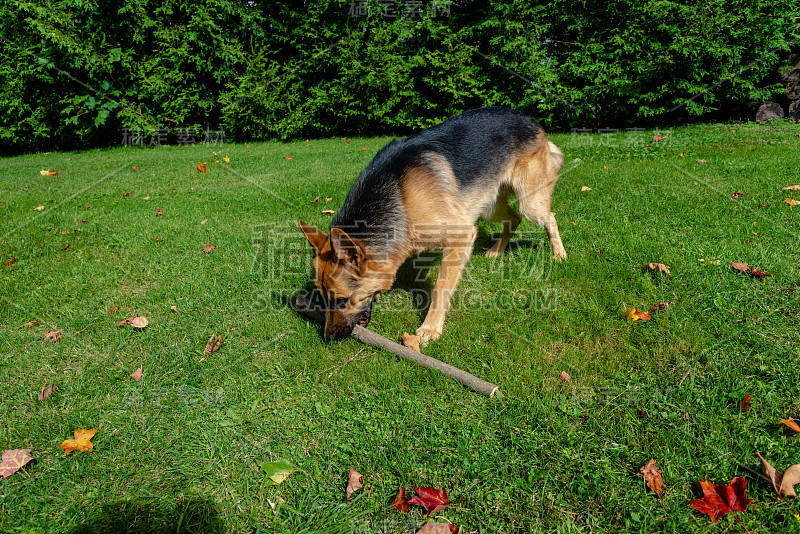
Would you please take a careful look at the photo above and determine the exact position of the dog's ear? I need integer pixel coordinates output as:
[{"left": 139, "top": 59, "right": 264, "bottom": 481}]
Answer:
[
  {"left": 329, "top": 228, "right": 366, "bottom": 272},
  {"left": 299, "top": 220, "right": 328, "bottom": 253}
]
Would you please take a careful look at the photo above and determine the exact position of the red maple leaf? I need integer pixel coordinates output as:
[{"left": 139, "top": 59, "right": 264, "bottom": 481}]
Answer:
[
  {"left": 407, "top": 486, "right": 449, "bottom": 515},
  {"left": 392, "top": 488, "right": 410, "bottom": 512},
  {"left": 203, "top": 244, "right": 216, "bottom": 253},
  {"left": 690, "top": 477, "right": 753, "bottom": 523}
]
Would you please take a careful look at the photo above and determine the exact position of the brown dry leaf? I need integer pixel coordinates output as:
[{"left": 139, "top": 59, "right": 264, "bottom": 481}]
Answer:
[
  {"left": 346, "top": 466, "right": 363, "bottom": 503},
  {"left": 321, "top": 209, "right": 335, "bottom": 215},
  {"left": 756, "top": 452, "right": 800, "bottom": 499},
  {"left": 325, "top": 196, "right": 333, "bottom": 202},
  {"left": 731, "top": 262, "right": 749, "bottom": 273},
  {"left": 581, "top": 186, "right": 592, "bottom": 191},
  {"left": 311, "top": 195, "right": 320, "bottom": 203},
  {"left": 401, "top": 332, "right": 421, "bottom": 353},
  {"left": 782, "top": 418, "right": 800, "bottom": 433},
  {"left": 732, "top": 191, "right": 744, "bottom": 199},
  {"left": 117, "top": 316, "right": 148, "bottom": 329},
  {"left": 130, "top": 367, "right": 143, "bottom": 381},
  {"left": 170, "top": 305, "right": 178, "bottom": 312},
  {"left": 204, "top": 334, "right": 224, "bottom": 355},
  {"left": 44, "top": 329, "right": 63, "bottom": 342},
  {"left": 25, "top": 320, "right": 39, "bottom": 328},
  {"left": 638, "top": 459, "right": 664, "bottom": 498},
  {"left": 416, "top": 523, "right": 458, "bottom": 534},
  {"left": 34, "top": 205, "right": 45, "bottom": 211},
  {"left": 645, "top": 263, "right": 671, "bottom": 275},
  {"left": 782, "top": 185, "right": 800, "bottom": 191},
  {"left": 38, "top": 383, "right": 56, "bottom": 401},
  {"left": 559, "top": 371, "right": 571, "bottom": 382},
  {"left": 0, "top": 449, "right": 34, "bottom": 479},
  {"left": 3, "top": 256, "right": 16, "bottom": 268},
  {"left": 60, "top": 428, "right": 97, "bottom": 455},
  {"left": 696, "top": 159, "right": 707, "bottom": 163}
]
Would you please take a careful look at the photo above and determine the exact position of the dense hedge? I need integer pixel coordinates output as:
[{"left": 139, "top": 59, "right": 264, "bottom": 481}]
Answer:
[{"left": 1, "top": 0, "right": 797, "bottom": 153}]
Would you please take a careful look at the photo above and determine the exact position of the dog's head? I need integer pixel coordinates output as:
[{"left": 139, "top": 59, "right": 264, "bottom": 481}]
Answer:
[{"left": 299, "top": 220, "right": 378, "bottom": 342}]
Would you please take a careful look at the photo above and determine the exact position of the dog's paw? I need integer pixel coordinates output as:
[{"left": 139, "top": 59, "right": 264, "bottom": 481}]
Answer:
[
  {"left": 415, "top": 325, "right": 442, "bottom": 346},
  {"left": 552, "top": 251, "right": 567, "bottom": 262}
]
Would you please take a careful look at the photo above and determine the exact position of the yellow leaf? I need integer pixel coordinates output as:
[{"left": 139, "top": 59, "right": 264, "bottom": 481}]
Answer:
[
  {"left": 61, "top": 428, "right": 97, "bottom": 455},
  {"left": 784, "top": 198, "right": 800, "bottom": 206}
]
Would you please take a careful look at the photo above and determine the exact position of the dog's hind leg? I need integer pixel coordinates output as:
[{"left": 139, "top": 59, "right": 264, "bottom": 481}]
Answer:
[
  {"left": 513, "top": 143, "right": 567, "bottom": 261},
  {"left": 416, "top": 225, "right": 478, "bottom": 344},
  {"left": 485, "top": 192, "right": 522, "bottom": 258}
]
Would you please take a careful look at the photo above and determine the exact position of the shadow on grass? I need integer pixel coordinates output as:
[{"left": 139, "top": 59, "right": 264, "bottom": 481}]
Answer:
[{"left": 70, "top": 496, "right": 223, "bottom": 534}]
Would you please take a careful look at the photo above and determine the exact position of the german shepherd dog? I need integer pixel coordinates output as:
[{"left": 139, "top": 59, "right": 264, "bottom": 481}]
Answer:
[{"left": 299, "top": 107, "right": 566, "bottom": 343}]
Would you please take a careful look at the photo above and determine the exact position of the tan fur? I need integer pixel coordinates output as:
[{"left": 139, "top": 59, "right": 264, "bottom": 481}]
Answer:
[{"left": 300, "top": 129, "right": 566, "bottom": 343}]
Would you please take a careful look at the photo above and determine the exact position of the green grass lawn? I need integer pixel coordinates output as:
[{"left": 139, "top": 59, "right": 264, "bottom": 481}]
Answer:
[{"left": 1, "top": 120, "right": 800, "bottom": 533}]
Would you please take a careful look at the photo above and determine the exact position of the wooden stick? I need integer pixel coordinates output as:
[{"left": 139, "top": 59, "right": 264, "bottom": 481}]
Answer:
[{"left": 294, "top": 296, "right": 501, "bottom": 398}]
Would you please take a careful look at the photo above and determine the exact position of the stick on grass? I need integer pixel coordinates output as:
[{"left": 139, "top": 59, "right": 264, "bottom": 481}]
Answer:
[{"left": 294, "top": 295, "right": 501, "bottom": 398}]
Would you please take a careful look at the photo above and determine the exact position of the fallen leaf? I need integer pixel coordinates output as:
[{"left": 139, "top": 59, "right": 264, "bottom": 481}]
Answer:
[
  {"left": 731, "top": 262, "right": 749, "bottom": 273},
  {"left": 117, "top": 316, "right": 148, "bottom": 328},
  {"left": 321, "top": 209, "right": 335, "bottom": 215},
  {"left": 25, "top": 320, "right": 39, "bottom": 328},
  {"left": 0, "top": 449, "right": 34, "bottom": 478},
  {"left": 285, "top": 156, "right": 294, "bottom": 160},
  {"left": 559, "top": 371, "right": 571, "bottom": 382},
  {"left": 200, "top": 219, "right": 207, "bottom": 224},
  {"left": 108, "top": 307, "right": 118, "bottom": 313},
  {"left": 38, "top": 383, "right": 56, "bottom": 401},
  {"left": 132, "top": 165, "right": 139, "bottom": 172},
  {"left": 408, "top": 487, "right": 450, "bottom": 515},
  {"left": 393, "top": 488, "right": 411, "bottom": 512},
  {"left": 653, "top": 133, "right": 665, "bottom": 142},
  {"left": 34, "top": 206, "right": 45, "bottom": 211},
  {"left": 311, "top": 195, "right": 320, "bottom": 203},
  {"left": 325, "top": 196, "right": 333, "bottom": 202},
  {"left": 44, "top": 329, "right": 63, "bottom": 342},
  {"left": 361, "top": 147, "right": 367, "bottom": 150},
  {"left": 223, "top": 155, "right": 230, "bottom": 163},
  {"left": 732, "top": 191, "right": 744, "bottom": 199},
  {"left": 416, "top": 523, "right": 458, "bottom": 534},
  {"left": 170, "top": 305, "right": 178, "bottom": 312},
  {"left": 204, "top": 334, "right": 224, "bottom": 355},
  {"left": 650, "top": 302, "right": 670, "bottom": 312},
  {"left": 740, "top": 393, "right": 751, "bottom": 413},
  {"left": 783, "top": 185, "right": 800, "bottom": 191},
  {"left": 155, "top": 209, "right": 163, "bottom": 216},
  {"left": 761, "top": 202, "right": 770, "bottom": 207},
  {"left": 785, "top": 198, "right": 800, "bottom": 206},
  {"left": 690, "top": 477, "right": 753, "bottom": 522},
  {"left": 756, "top": 453, "right": 800, "bottom": 499},
  {"left": 39, "top": 170, "right": 59, "bottom": 176},
  {"left": 130, "top": 367, "right": 143, "bottom": 381},
  {"left": 626, "top": 307, "right": 651, "bottom": 324},
  {"left": 402, "top": 332, "right": 421, "bottom": 353},
  {"left": 645, "top": 262, "right": 671, "bottom": 275},
  {"left": 122, "top": 191, "right": 131, "bottom": 197},
  {"left": 696, "top": 159, "right": 707, "bottom": 163},
  {"left": 196, "top": 161, "right": 207, "bottom": 173},
  {"left": 260, "top": 459, "right": 300, "bottom": 485},
  {"left": 346, "top": 467, "right": 363, "bottom": 503},
  {"left": 581, "top": 186, "right": 592, "bottom": 191},
  {"left": 3, "top": 256, "right": 16, "bottom": 267},
  {"left": 61, "top": 428, "right": 98, "bottom": 455},
  {"left": 749, "top": 268, "right": 771, "bottom": 278},
  {"left": 782, "top": 418, "right": 800, "bottom": 433},
  {"left": 638, "top": 459, "right": 664, "bottom": 498},
  {"left": 680, "top": 152, "right": 685, "bottom": 157}
]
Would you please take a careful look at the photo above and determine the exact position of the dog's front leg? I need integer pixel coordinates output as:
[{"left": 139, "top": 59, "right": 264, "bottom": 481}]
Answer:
[{"left": 416, "top": 226, "right": 478, "bottom": 344}]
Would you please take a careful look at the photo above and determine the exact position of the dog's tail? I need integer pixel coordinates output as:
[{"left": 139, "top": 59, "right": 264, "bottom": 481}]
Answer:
[{"left": 547, "top": 141, "right": 564, "bottom": 175}]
